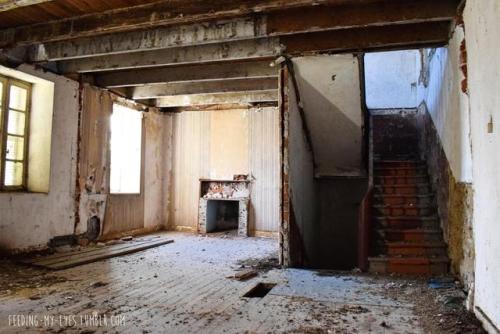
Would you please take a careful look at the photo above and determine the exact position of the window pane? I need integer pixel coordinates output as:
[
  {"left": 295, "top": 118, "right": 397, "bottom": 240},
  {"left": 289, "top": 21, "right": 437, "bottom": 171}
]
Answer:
[
  {"left": 6, "top": 135, "right": 24, "bottom": 160},
  {"left": 4, "top": 161, "right": 23, "bottom": 187},
  {"left": 110, "top": 104, "right": 142, "bottom": 194},
  {"left": 7, "top": 110, "right": 25, "bottom": 135},
  {"left": 9, "top": 85, "right": 28, "bottom": 111}
]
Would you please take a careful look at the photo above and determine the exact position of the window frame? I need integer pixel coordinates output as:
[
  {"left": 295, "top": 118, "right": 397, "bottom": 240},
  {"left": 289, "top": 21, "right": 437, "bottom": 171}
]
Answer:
[{"left": 0, "top": 75, "right": 32, "bottom": 192}]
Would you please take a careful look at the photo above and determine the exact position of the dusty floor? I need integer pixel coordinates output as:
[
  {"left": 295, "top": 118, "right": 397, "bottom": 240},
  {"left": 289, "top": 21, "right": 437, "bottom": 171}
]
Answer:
[{"left": 0, "top": 232, "right": 485, "bottom": 333}]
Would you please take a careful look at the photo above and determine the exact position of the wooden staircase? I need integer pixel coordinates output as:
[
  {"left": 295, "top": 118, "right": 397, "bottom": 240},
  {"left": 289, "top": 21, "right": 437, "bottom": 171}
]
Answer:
[{"left": 368, "top": 160, "right": 449, "bottom": 275}]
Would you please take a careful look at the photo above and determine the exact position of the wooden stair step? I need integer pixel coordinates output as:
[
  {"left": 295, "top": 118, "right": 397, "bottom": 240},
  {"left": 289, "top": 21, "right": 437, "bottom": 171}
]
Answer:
[
  {"left": 374, "top": 193, "right": 435, "bottom": 205},
  {"left": 368, "top": 256, "right": 449, "bottom": 275},
  {"left": 372, "top": 204, "right": 436, "bottom": 217},
  {"left": 376, "top": 228, "right": 443, "bottom": 242},
  {"left": 374, "top": 216, "right": 439, "bottom": 229},
  {"left": 374, "top": 160, "right": 425, "bottom": 168},
  {"left": 374, "top": 184, "right": 431, "bottom": 195},
  {"left": 374, "top": 166, "right": 427, "bottom": 176},
  {"left": 376, "top": 241, "right": 448, "bottom": 256},
  {"left": 374, "top": 216, "right": 439, "bottom": 221},
  {"left": 375, "top": 175, "right": 428, "bottom": 185}
]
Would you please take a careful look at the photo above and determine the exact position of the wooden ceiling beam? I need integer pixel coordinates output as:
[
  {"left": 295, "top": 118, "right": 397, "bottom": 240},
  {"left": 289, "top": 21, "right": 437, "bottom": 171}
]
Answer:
[
  {"left": 56, "top": 21, "right": 450, "bottom": 74},
  {"left": 0, "top": 0, "right": 356, "bottom": 48},
  {"left": 56, "top": 38, "right": 280, "bottom": 74},
  {"left": 266, "top": 0, "right": 459, "bottom": 35},
  {"left": 151, "top": 90, "right": 278, "bottom": 108},
  {"left": 160, "top": 102, "right": 278, "bottom": 113},
  {"left": 0, "top": 0, "right": 52, "bottom": 12},
  {"left": 25, "top": 0, "right": 459, "bottom": 62},
  {"left": 131, "top": 77, "right": 278, "bottom": 99},
  {"left": 94, "top": 60, "right": 276, "bottom": 88},
  {"left": 30, "top": 17, "right": 262, "bottom": 62},
  {"left": 282, "top": 21, "right": 452, "bottom": 54}
]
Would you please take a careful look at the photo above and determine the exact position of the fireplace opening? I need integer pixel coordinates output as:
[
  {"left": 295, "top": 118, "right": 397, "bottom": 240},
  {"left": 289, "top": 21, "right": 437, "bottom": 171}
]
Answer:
[{"left": 206, "top": 200, "right": 239, "bottom": 233}]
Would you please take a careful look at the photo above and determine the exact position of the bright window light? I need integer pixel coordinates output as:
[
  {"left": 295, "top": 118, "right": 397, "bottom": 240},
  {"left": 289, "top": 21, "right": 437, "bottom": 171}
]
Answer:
[{"left": 110, "top": 104, "right": 142, "bottom": 194}]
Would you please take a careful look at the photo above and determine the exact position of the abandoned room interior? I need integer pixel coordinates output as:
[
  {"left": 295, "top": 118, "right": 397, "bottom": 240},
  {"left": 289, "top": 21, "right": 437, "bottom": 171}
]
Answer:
[{"left": 0, "top": 0, "right": 498, "bottom": 333}]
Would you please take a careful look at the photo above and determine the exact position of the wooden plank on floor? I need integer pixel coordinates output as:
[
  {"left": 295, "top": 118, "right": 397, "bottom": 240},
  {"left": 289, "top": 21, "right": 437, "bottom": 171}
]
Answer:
[
  {"left": 20, "top": 238, "right": 174, "bottom": 270},
  {"left": 19, "top": 239, "right": 154, "bottom": 265}
]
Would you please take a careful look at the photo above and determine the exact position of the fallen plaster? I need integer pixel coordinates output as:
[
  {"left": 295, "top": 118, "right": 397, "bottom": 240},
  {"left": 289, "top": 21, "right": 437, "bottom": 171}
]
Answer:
[{"left": 0, "top": 232, "right": 485, "bottom": 333}]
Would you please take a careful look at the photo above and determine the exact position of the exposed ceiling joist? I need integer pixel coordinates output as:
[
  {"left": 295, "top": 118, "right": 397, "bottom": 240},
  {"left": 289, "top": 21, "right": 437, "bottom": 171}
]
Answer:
[
  {"left": 56, "top": 21, "right": 449, "bottom": 74},
  {"left": 131, "top": 77, "right": 278, "bottom": 99},
  {"left": 57, "top": 38, "right": 281, "bottom": 74},
  {"left": 0, "top": 0, "right": 358, "bottom": 48},
  {"left": 151, "top": 90, "right": 278, "bottom": 108},
  {"left": 283, "top": 21, "right": 451, "bottom": 54},
  {"left": 266, "top": 0, "right": 458, "bottom": 35},
  {"left": 94, "top": 60, "right": 276, "bottom": 88},
  {"left": 29, "top": 17, "right": 262, "bottom": 62},
  {"left": 25, "top": 0, "right": 458, "bottom": 62},
  {"left": 161, "top": 102, "right": 278, "bottom": 113},
  {"left": 0, "top": 0, "right": 52, "bottom": 12}
]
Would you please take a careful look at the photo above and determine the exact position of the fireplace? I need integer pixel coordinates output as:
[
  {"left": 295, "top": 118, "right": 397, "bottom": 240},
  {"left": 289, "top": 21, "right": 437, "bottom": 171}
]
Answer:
[{"left": 198, "top": 179, "right": 250, "bottom": 236}]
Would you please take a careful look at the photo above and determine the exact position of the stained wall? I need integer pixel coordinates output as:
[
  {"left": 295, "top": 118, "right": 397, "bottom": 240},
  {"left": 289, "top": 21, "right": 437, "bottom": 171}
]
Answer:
[
  {"left": 463, "top": 0, "right": 500, "bottom": 331},
  {"left": 0, "top": 65, "right": 79, "bottom": 252},
  {"left": 169, "top": 107, "right": 280, "bottom": 235}
]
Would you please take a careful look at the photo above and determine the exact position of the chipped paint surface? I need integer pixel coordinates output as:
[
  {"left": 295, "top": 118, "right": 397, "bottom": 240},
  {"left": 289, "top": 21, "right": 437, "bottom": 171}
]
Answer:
[
  {"left": 464, "top": 0, "right": 500, "bottom": 330},
  {"left": 292, "top": 55, "right": 364, "bottom": 177},
  {"left": 419, "top": 107, "right": 474, "bottom": 289},
  {"left": 171, "top": 108, "right": 280, "bottom": 235},
  {"left": 0, "top": 65, "right": 79, "bottom": 252}
]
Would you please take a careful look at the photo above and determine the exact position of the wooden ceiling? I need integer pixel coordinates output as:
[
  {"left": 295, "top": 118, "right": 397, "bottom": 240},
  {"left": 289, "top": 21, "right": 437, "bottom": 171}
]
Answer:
[
  {"left": 0, "top": 0, "right": 159, "bottom": 28},
  {"left": 0, "top": 0, "right": 463, "bottom": 109}
]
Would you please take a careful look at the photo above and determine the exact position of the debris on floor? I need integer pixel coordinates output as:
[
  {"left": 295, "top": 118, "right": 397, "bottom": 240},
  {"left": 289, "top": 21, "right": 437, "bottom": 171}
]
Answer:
[
  {"left": 236, "top": 255, "right": 280, "bottom": 272},
  {"left": 226, "top": 269, "right": 258, "bottom": 281},
  {"left": 0, "top": 232, "right": 487, "bottom": 334},
  {"left": 17, "top": 237, "right": 174, "bottom": 270},
  {"left": 428, "top": 276, "right": 456, "bottom": 289}
]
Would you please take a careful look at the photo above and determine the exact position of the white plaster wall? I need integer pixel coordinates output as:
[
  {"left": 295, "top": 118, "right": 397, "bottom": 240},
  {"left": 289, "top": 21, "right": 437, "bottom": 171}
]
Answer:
[
  {"left": 0, "top": 65, "right": 79, "bottom": 252},
  {"left": 419, "top": 27, "right": 473, "bottom": 183},
  {"left": 144, "top": 111, "right": 173, "bottom": 230},
  {"left": 287, "top": 75, "right": 317, "bottom": 263},
  {"left": 292, "top": 55, "right": 364, "bottom": 176},
  {"left": 248, "top": 107, "right": 280, "bottom": 234},
  {"left": 170, "top": 108, "right": 280, "bottom": 233},
  {"left": 365, "top": 50, "right": 420, "bottom": 109},
  {"left": 464, "top": 0, "right": 500, "bottom": 331}
]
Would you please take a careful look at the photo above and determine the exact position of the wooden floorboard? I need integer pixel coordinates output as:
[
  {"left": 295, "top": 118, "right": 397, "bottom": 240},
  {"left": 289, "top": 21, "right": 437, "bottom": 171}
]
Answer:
[{"left": 19, "top": 238, "right": 173, "bottom": 270}]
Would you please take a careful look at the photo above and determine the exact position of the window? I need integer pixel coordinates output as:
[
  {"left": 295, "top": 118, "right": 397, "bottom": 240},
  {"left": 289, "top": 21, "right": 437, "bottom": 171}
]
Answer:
[
  {"left": 0, "top": 75, "right": 31, "bottom": 190},
  {"left": 110, "top": 103, "right": 142, "bottom": 194}
]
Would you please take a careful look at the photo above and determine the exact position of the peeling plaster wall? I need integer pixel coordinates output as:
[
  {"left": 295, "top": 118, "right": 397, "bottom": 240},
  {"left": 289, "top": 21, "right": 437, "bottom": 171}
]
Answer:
[
  {"left": 79, "top": 86, "right": 171, "bottom": 239},
  {"left": 418, "top": 104, "right": 474, "bottom": 289},
  {"left": 144, "top": 111, "right": 173, "bottom": 230},
  {"left": 419, "top": 26, "right": 473, "bottom": 183},
  {"left": 249, "top": 107, "right": 280, "bottom": 235},
  {"left": 365, "top": 50, "right": 420, "bottom": 109},
  {"left": 416, "top": 25, "right": 475, "bottom": 297},
  {"left": 286, "top": 74, "right": 317, "bottom": 266},
  {"left": 463, "top": 0, "right": 500, "bottom": 331},
  {"left": 288, "top": 55, "right": 367, "bottom": 268},
  {"left": 292, "top": 55, "right": 364, "bottom": 177},
  {"left": 170, "top": 108, "right": 280, "bottom": 235},
  {"left": 0, "top": 65, "right": 79, "bottom": 252}
]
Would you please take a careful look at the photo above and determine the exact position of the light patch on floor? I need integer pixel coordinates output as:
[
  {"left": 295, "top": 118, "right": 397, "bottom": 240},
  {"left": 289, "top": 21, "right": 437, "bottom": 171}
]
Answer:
[{"left": 0, "top": 232, "right": 480, "bottom": 333}]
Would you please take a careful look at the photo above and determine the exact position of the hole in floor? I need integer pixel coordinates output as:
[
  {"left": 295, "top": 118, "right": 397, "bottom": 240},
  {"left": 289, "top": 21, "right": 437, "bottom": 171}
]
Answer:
[{"left": 243, "top": 283, "right": 277, "bottom": 298}]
